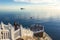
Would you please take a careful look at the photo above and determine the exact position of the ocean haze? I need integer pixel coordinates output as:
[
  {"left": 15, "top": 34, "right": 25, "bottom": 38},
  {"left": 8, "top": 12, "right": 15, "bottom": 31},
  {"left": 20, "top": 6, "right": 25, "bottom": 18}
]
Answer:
[{"left": 1, "top": 7, "right": 60, "bottom": 20}]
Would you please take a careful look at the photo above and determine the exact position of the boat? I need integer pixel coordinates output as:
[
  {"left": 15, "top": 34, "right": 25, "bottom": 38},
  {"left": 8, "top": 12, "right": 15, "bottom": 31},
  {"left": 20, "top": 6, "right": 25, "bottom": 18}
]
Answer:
[
  {"left": 20, "top": 8, "right": 24, "bottom": 10},
  {"left": 0, "top": 22, "right": 52, "bottom": 40}
]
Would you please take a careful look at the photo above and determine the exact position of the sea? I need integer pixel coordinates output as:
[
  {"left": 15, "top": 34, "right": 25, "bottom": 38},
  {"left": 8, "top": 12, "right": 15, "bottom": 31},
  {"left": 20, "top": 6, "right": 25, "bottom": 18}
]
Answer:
[{"left": 0, "top": 11, "right": 60, "bottom": 40}]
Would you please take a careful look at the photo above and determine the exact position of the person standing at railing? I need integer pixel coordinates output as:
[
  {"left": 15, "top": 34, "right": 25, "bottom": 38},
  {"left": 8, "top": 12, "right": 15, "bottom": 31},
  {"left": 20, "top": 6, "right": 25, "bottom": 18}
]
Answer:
[{"left": 14, "top": 22, "right": 20, "bottom": 31}]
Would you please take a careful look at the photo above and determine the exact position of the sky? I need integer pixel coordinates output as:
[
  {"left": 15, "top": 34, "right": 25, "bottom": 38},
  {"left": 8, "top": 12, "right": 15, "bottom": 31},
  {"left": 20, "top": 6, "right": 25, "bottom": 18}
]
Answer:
[
  {"left": 0, "top": 0, "right": 60, "bottom": 10},
  {"left": 0, "top": 0, "right": 60, "bottom": 5},
  {"left": 0, "top": 0, "right": 60, "bottom": 19}
]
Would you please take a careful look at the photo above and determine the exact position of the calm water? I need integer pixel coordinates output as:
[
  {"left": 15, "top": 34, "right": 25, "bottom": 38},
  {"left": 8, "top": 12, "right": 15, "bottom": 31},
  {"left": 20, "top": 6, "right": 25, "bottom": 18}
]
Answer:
[{"left": 0, "top": 12, "right": 60, "bottom": 40}]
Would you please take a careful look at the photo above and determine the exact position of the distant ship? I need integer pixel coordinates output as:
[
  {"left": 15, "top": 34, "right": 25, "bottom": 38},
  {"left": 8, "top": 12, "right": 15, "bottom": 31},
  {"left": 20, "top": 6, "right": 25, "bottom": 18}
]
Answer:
[
  {"left": 0, "top": 22, "right": 52, "bottom": 40},
  {"left": 20, "top": 8, "right": 24, "bottom": 10}
]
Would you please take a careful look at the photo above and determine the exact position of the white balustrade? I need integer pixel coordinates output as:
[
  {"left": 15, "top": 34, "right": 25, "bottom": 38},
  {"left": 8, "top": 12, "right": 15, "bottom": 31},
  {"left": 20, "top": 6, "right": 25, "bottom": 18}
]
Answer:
[{"left": 14, "top": 29, "right": 21, "bottom": 39}]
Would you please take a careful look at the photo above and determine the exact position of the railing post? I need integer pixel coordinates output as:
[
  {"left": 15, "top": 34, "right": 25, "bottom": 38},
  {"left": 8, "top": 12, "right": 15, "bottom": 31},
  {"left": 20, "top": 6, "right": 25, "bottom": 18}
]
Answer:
[{"left": 11, "top": 28, "right": 15, "bottom": 40}]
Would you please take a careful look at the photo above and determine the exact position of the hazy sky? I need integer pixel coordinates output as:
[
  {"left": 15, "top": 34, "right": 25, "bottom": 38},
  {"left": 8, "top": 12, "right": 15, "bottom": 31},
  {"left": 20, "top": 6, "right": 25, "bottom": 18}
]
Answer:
[
  {"left": 0, "top": 0, "right": 60, "bottom": 19},
  {"left": 0, "top": 0, "right": 60, "bottom": 10},
  {"left": 0, "top": 0, "right": 60, "bottom": 5}
]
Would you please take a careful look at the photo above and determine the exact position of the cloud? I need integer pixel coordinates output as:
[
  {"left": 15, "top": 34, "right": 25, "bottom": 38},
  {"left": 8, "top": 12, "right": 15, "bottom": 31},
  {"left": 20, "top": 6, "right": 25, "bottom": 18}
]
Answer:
[
  {"left": 30, "top": 0, "right": 54, "bottom": 3},
  {"left": 14, "top": 0, "right": 30, "bottom": 2},
  {"left": 13, "top": 0, "right": 60, "bottom": 6},
  {"left": 13, "top": 0, "right": 56, "bottom": 4}
]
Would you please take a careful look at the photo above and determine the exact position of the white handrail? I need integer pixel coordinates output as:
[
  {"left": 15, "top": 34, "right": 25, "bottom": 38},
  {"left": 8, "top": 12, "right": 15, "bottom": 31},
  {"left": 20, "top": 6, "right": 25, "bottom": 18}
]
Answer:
[{"left": 14, "top": 29, "right": 21, "bottom": 39}]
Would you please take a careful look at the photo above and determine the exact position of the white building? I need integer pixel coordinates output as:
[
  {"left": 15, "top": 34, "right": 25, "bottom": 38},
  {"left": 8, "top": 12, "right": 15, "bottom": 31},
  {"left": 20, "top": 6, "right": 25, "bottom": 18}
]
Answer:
[
  {"left": 0, "top": 22, "right": 52, "bottom": 40},
  {"left": 0, "top": 22, "right": 33, "bottom": 40}
]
